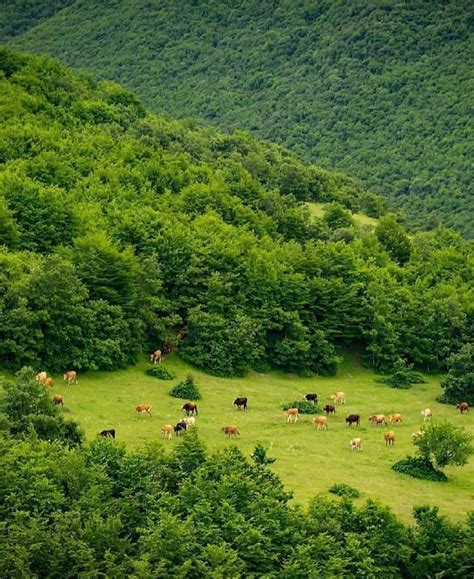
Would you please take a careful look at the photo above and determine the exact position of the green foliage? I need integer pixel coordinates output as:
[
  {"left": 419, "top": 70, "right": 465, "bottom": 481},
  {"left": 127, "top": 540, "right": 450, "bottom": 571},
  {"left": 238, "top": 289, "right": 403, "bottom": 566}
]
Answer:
[
  {"left": 376, "top": 216, "right": 412, "bottom": 265},
  {"left": 392, "top": 456, "right": 448, "bottom": 482},
  {"left": 169, "top": 375, "right": 201, "bottom": 400},
  {"left": 329, "top": 483, "right": 361, "bottom": 498},
  {"left": 8, "top": 2, "right": 474, "bottom": 236},
  {"left": 282, "top": 400, "right": 320, "bottom": 415},
  {"left": 439, "top": 343, "right": 474, "bottom": 405},
  {"left": 251, "top": 443, "right": 276, "bottom": 466},
  {"left": 145, "top": 366, "right": 175, "bottom": 380},
  {"left": 378, "top": 360, "right": 427, "bottom": 389},
  {"left": 413, "top": 421, "right": 473, "bottom": 470}
]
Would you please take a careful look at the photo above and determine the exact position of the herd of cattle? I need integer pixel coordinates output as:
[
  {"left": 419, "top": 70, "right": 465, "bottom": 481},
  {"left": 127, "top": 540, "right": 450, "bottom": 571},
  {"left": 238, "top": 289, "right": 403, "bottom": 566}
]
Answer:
[{"left": 35, "top": 370, "right": 470, "bottom": 451}]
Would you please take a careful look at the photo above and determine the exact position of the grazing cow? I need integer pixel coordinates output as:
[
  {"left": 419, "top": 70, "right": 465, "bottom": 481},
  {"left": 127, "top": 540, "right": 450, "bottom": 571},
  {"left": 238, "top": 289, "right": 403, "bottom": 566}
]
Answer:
[
  {"left": 135, "top": 404, "right": 152, "bottom": 416},
  {"left": 52, "top": 395, "right": 63, "bottom": 406},
  {"left": 183, "top": 417, "right": 196, "bottom": 427},
  {"left": 456, "top": 402, "right": 469, "bottom": 414},
  {"left": 304, "top": 393, "right": 318, "bottom": 404},
  {"left": 174, "top": 421, "right": 187, "bottom": 436},
  {"left": 312, "top": 416, "right": 328, "bottom": 430},
  {"left": 43, "top": 377, "right": 54, "bottom": 388},
  {"left": 161, "top": 424, "right": 173, "bottom": 439},
  {"left": 330, "top": 391, "right": 346, "bottom": 405},
  {"left": 233, "top": 397, "right": 248, "bottom": 411},
  {"left": 36, "top": 372, "right": 47, "bottom": 383},
  {"left": 150, "top": 349, "right": 162, "bottom": 364},
  {"left": 63, "top": 371, "right": 78, "bottom": 385},
  {"left": 412, "top": 430, "right": 424, "bottom": 441},
  {"left": 323, "top": 404, "right": 336, "bottom": 415},
  {"left": 350, "top": 438, "right": 362, "bottom": 451},
  {"left": 387, "top": 414, "right": 402, "bottom": 424},
  {"left": 100, "top": 429, "right": 115, "bottom": 439},
  {"left": 284, "top": 408, "right": 299, "bottom": 423},
  {"left": 182, "top": 402, "right": 198, "bottom": 415},
  {"left": 384, "top": 431, "right": 395, "bottom": 446},
  {"left": 369, "top": 414, "right": 386, "bottom": 426},
  {"left": 346, "top": 414, "right": 360, "bottom": 427},
  {"left": 222, "top": 425, "right": 240, "bottom": 437},
  {"left": 421, "top": 408, "right": 432, "bottom": 422}
]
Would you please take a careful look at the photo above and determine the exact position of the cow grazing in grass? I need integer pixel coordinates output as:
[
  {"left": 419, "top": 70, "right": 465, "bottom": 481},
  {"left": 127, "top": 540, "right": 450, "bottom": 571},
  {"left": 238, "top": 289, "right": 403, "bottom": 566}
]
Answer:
[
  {"left": 135, "top": 404, "right": 152, "bottom": 416},
  {"left": 346, "top": 414, "right": 360, "bottom": 427},
  {"left": 304, "top": 393, "right": 318, "bottom": 404},
  {"left": 43, "top": 377, "right": 54, "bottom": 388},
  {"left": 183, "top": 417, "right": 196, "bottom": 427},
  {"left": 63, "top": 371, "right": 78, "bottom": 385},
  {"left": 36, "top": 372, "right": 47, "bottom": 383},
  {"left": 222, "top": 425, "right": 240, "bottom": 437},
  {"left": 284, "top": 408, "right": 299, "bottom": 423},
  {"left": 52, "top": 395, "right": 63, "bottom": 406},
  {"left": 456, "top": 402, "right": 469, "bottom": 414},
  {"left": 330, "top": 391, "right": 346, "bottom": 405},
  {"left": 384, "top": 431, "right": 395, "bottom": 446},
  {"left": 312, "top": 416, "right": 328, "bottom": 430},
  {"left": 421, "top": 408, "right": 432, "bottom": 422},
  {"left": 412, "top": 430, "right": 424, "bottom": 441},
  {"left": 350, "top": 438, "right": 362, "bottom": 451},
  {"left": 369, "top": 414, "right": 386, "bottom": 426},
  {"left": 387, "top": 414, "right": 402, "bottom": 424},
  {"left": 323, "top": 404, "right": 336, "bottom": 415},
  {"left": 150, "top": 349, "right": 162, "bottom": 364},
  {"left": 100, "top": 429, "right": 115, "bottom": 439},
  {"left": 182, "top": 402, "right": 198, "bottom": 415},
  {"left": 233, "top": 397, "right": 248, "bottom": 410},
  {"left": 161, "top": 424, "right": 173, "bottom": 439},
  {"left": 174, "top": 421, "right": 187, "bottom": 436}
]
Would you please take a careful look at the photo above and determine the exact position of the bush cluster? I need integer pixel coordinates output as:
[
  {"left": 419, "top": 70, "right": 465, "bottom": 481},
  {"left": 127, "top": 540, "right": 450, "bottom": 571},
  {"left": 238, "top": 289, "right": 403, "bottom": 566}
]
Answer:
[
  {"left": 146, "top": 366, "right": 175, "bottom": 380},
  {"left": 282, "top": 400, "right": 320, "bottom": 414},
  {"left": 329, "top": 483, "right": 361, "bottom": 498},
  {"left": 392, "top": 456, "right": 448, "bottom": 482},
  {"left": 169, "top": 375, "right": 201, "bottom": 400}
]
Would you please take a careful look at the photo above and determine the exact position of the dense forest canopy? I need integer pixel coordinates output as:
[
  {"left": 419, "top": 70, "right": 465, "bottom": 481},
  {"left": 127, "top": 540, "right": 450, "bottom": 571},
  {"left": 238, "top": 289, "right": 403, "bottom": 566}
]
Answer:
[
  {"left": 4, "top": 0, "right": 473, "bottom": 236},
  {"left": 0, "top": 48, "right": 472, "bottom": 377}
]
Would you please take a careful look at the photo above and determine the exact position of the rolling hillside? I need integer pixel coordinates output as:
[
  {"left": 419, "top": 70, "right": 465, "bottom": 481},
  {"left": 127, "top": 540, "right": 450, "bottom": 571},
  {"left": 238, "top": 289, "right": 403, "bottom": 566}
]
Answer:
[{"left": 5, "top": 0, "right": 473, "bottom": 236}]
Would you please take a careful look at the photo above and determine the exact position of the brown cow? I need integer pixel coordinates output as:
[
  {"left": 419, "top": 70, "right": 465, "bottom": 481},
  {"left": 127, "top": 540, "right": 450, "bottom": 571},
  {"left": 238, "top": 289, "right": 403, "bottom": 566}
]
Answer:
[
  {"left": 323, "top": 404, "right": 336, "bottom": 415},
  {"left": 182, "top": 402, "right": 198, "bottom": 416},
  {"left": 330, "top": 391, "right": 346, "bottom": 405},
  {"left": 222, "top": 425, "right": 240, "bottom": 437},
  {"left": 36, "top": 372, "right": 47, "bottom": 383},
  {"left": 387, "top": 413, "right": 402, "bottom": 424},
  {"left": 456, "top": 402, "right": 469, "bottom": 414},
  {"left": 135, "top": 404, "right": 152, "bottom": 416},
  {"left": 63, "top": 371, "right": 78, "bottom": 385},
  {"left": 369, "top": 414, "right": 386, "bottom": 426},
  {"left": 52, "top": 395, "right": 63, "bottom": 406},
  {"left": 284, "top": 408, "right": 299, "bottom": 423},
  {"left": 350, "top": 437, "right": 362, "bottom": 451},
  {"left": 384, "top": 431, "right": 395, "bottom": 446},
  {"left": 43, "top": 377, "right": 54, "bottom": 388},
  {"left": 161, "top": 424, "right": 173, "bottom": 439},
  {"left": 150, "top": 349, "right": 162, "bottom": 364},
  {"left": 312, "top": 416, "right": 328, "bottom": 430}
]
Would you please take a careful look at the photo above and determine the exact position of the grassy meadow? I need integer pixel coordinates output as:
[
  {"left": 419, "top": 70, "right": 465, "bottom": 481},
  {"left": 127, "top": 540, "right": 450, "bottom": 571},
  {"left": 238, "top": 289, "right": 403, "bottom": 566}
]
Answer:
[
  {"left": 307, "top": 202, "right": 378, "bottom": 228},
  {"left": 10, "top": 353, "right": 471, "bottom": 523}
]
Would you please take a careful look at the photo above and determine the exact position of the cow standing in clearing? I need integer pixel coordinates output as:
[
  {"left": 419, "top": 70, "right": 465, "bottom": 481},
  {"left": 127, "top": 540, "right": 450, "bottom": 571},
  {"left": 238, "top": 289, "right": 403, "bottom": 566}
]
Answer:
[
  {"left": 36, "top": 372, "right": 47, "bottom": 383},
  {"left": 350, "top": 438, "right": 362, "bottom": 451},
  {"left": 387, "top": 414, "right": 402, "bottom": 424},
  {"left": 346, "top": 414, "right": 360, "bottom": 427},
  {"left": 284, "top": 408, "right": 299, "bottom": 423},
  {"left": 421, "top": 408, "right": 432, "bottom": 422},
  {"left": 233, "top": 397, "right": 248, "bottom": 411},
  {"left": 456, "top": 402, "right": 469, "bottom": 414},
  {"left": 161, "top": 425, "right": 173, "bottom": 439},
  {"left": 150, "top": 349, "right": 162, "bottom": 364},
  {"left": 330, "top": 391, "right": 346, "bottom": 405},
  {"left": 63, "top": 371, "right": 78, "bottom": 385},
  {"left": 304, "top": 393, "right": 318, "bottom": 405},
  {"left": 369, "top": 414, "right": 386, "bottom": 426},
  {"left": 324, "top": 404, "right": 336, "bottom": 415},
  {"left": 174, "top": 421, "right": 187, "bottom": 436},
  {"left": 222, "top": 425, "right": 240, "bottom": 437},
  {"left": 384, "top": 431, "right": 395, "bottom": 446},
  {"left": 182, "top": 402, "right": 198, "bottom": 416},
  {"left": 312, "top": 416, "right": 328, "bottom": 430},
  {"left": 52, "top": 395, "right": 63, "bottom": 406},
  {"left": 135, "top": 404, "right": 152, "bottom": 416},
  {"left": 100, "top": 429, "right": 115, "bottom": 439}
]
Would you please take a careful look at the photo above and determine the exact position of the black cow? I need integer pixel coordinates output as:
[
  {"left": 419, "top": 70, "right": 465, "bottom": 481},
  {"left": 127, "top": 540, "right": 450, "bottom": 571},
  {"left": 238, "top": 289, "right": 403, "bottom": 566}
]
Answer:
[
  {"left": 233, "top": 397, "right": 248, "bottom": 410},
  {"left": 182, "top": 402, "right": 198, "bottom": 416},
  {"left": 345, "top": 414, "right": 360, "bottom": 427},
  {"left": 323, "top": 404, "right": 336, "bottom": 415},
  {"left": 304, "top": 393, "right": 318, "bottom": 404},
  {"left": 99, "top": 429, "right": 116, "bottom": 439},
  {"left": 174, "top": 421, "right": 188, "bottom": 436}
]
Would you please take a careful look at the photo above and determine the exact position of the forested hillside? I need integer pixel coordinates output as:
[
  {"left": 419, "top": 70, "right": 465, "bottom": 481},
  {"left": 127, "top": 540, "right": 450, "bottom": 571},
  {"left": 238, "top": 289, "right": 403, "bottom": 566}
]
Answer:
[
  {"left": 5, "top": 0, "right": 473, "bottom": 236},
  {"left": 0, "top": 48, "right": 472, "bottom": 377}
]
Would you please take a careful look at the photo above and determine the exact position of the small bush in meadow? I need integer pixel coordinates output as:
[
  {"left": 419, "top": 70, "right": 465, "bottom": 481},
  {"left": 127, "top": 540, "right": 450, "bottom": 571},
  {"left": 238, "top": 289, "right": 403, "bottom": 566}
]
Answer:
[
  {"left": 329, "top": 483, "right": 361, "bottom": 498},
  {"left": 146, "top": 366, "right": 175, "bottom": 380},
  {"left": 377, "top": 360, "right": 426, "bottom": 389},
  {"left": 169, "top": 375, "right": 201, "bottom": 400},
  {"left": 392, "top": 456, "right": 447, "bottom": 482},
  {"left": 282, "top": 400, "right": 320, "bottom": 414}
]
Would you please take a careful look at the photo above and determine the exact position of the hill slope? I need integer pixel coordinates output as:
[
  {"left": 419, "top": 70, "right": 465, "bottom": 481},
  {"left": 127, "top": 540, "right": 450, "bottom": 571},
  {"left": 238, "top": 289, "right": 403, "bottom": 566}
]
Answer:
[{"left": 6, "top": 0, "right": 474, "bottom": 236}]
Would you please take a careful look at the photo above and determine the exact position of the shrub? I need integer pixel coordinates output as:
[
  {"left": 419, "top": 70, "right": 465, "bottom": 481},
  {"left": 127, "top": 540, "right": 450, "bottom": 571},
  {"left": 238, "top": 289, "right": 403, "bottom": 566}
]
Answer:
[
  {"left": 146, "top": 366, "right": 175, "bottom": 380},
  {"left": 378, "top": 360, "right": 426, "bottom": 389},
  {"left": 169, "top": 375, "right": 201, "bottom": 400},
  {"left": 392, "top": 456, "right": 447, "bottom": 482},
  {"left": 329, "top": 483, "right": 361, "bottom": 498},
  {"left": 438, "top": 344, "right": 473, "bottom": 405},
  {"left": 282, "top": 400, "right": 320, "bottom": 414}
]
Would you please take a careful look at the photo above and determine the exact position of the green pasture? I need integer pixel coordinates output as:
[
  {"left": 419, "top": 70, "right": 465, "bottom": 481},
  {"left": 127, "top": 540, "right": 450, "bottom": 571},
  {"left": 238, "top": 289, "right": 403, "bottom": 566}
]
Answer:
[
  {"left": 307, "top": 202, "right": 378, "bottom": 228},
  {"left": 6, "top": 355, "right": 473, "bottom": 522}
]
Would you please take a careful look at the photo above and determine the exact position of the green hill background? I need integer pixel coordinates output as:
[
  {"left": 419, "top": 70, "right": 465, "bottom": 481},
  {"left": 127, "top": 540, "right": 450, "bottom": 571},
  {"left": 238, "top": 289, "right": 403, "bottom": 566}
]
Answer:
[{"left": 4, "top": 0, "right": 473, "bottom": 236}]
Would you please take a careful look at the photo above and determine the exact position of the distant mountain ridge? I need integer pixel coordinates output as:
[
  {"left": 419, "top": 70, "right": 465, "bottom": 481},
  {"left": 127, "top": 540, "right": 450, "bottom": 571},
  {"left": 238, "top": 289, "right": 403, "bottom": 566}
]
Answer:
[{"left": 3, "top": 0, "right": 474, "bottom": 236}]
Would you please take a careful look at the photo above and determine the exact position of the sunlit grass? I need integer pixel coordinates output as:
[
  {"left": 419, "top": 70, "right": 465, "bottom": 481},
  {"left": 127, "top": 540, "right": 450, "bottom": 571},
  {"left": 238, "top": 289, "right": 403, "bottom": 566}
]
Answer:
[{"left": 307, "top": 201, "right": 378, "bottom": 228}]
